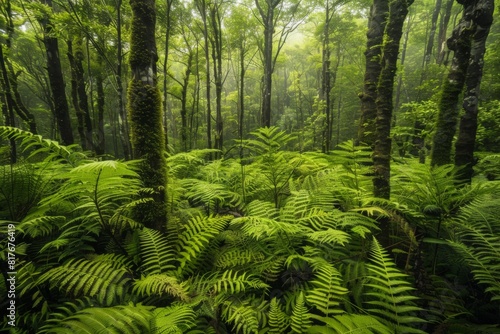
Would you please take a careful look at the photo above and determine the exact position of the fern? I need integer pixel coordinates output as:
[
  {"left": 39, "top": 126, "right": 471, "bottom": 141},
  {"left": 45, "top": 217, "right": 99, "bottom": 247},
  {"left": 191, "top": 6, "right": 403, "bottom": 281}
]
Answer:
[
  {"left": 139, "top": 228, "right": 176, "bottom": 274},
  {"left": 365, "top": 238, "right": 425, "bottom": 333},
  {"left": 268, "top": 297, "right": 289, "bottom": 333},
  {"left": 38, "top": 257, "right": 131, "bottom": 306},
  {"left": 308, "top": 314, "right": 392, "bottom": 334},
  {"left": 176, "top": 215, "right": 230, "bottom": 274},
  {"left": 220, "top": 298, "right": 261, "bottom": 334},
  {"left": 133, "top": 274, "right": 189, "bottom": 301},
  {"left": 291, "top": 291, "right": 312, "bottom": 333},
  {"left": 39, "top": 303, "right": 152, "bottom": 333},
  {"left": 447, "top": 195, "right": 500, "bottom": 301},
  {"left": 0, "top": 126, "right": 86, "bottom": 165},
  {"left": 151, "top": 304, "right": 197, "bottom": 334},
  {"left": 306, "top": 258, "right": 347, "bottom": 316}
]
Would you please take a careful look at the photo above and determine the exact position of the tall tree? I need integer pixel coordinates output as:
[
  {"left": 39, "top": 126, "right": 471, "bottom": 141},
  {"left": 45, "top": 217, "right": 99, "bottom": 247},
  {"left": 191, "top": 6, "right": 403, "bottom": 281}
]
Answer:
[
  {"left": 430, "top": 0, "right": 476, "bottom": 166},
  {"left": 373, "top": 0, "right": 414, "bottom": 199},
  {"left": 255, "top": 0, "right": 304, "bottom": 127},
  {"left": 128, "top": 0, "right": 167, "bottom": 232},
  {"left": 357, "top": 0, "right": 389, "bottom": 147},
  {"left": 39, "top": 0, "right": 74, "bottom": 145},
  {"left": 454, "top": 0, "right": 494, "bottom": 182}
]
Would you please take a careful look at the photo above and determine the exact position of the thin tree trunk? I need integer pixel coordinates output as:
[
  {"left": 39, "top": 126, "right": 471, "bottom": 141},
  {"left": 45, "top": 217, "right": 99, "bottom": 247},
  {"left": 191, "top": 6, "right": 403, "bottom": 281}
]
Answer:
[
  {"left": 67, "top": 40, "right": 87, "bottom": 149},
  {"left": 39, "top": 0, "right": 74, "bottom": 145},
  {"left": 431, "top": 2, "right": 475, "bottom": 166},
  {"left": 95, "top": 69, "right": 106, "bottom": 155},
  {"left": 163, "top": 0, "right": 173, "bottom": 150},
  {"left": 454, "top": 0, "right": 494, "bottom": 183},
  {"left": 437, "top": 0, "right": 454, "bottom": 65},
  {"left": 0, "top": 44, "right": 17, "bottom": 163},
  {"left": 357, "top": 0, "right": 389, "bottom": 147},
  {"left": 116, "top": 0, "right": 131, "bottom": 159},
  {"left": 210, "top": 3, "right": 224, "bottom": 157}
]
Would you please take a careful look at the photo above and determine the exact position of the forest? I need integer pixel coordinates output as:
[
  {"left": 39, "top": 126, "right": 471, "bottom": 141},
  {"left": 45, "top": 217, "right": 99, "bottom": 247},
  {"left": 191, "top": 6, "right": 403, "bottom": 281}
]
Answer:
[{"left": 0, "top": 0, "right": 499, "bottom": 332}]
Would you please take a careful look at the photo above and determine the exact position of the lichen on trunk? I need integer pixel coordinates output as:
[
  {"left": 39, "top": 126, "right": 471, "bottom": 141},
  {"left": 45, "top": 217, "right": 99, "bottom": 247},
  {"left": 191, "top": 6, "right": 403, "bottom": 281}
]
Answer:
[{"left": 128, "top": 0, "right": 167, "bottom": 232}]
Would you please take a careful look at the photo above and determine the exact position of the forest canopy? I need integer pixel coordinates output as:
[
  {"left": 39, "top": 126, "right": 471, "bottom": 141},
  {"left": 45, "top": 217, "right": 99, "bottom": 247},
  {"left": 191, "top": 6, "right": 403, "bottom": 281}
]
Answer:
[{"left": 1, "top": 0, "right": 500, "bottom": 333}]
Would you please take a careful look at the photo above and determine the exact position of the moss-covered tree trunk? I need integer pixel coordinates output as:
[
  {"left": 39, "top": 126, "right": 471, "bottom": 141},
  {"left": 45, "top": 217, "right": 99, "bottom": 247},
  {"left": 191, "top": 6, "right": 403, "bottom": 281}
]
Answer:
[
  {"left": 373, "top": 0, "right": 414, "bottom": 200},
  {"left": 431, "top": 1, "right": 476, "bottom": 167},
  {"left": 128, "top": 0, "right": 167, "bottom": 232},
  {"left": 454, "top": 0, "right": 494, "bottom": 182},
  {"left": 357, "top": 0, "right": 389, "bottom": 147}
]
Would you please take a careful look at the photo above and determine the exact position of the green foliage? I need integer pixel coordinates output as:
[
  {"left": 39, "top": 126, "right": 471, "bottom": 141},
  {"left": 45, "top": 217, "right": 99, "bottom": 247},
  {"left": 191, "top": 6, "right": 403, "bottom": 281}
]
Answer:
[
  {"left": 38, "top": 256, "right": 132, "bottom": 306},
  {"left": 308, "top": 314, "right": 392, "bottom": 334},
  {"left": 365, "top": 238, "right": 425, "bottom": 333},
  {"left": 39, "top": 303, "right": 153, "bottom": 333},
  {"left": 2, "top": 129, "right": 499, "bottom": 333}
]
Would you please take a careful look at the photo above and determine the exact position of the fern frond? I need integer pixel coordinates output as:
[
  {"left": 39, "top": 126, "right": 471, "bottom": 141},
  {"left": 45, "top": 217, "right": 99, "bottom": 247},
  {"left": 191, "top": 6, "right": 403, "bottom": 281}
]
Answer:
[
  {"left": 290, "top": 291, "right": 312, "bottom": 333},
  {"left": 151, "top": 304, "right": 197, "bottom": 333},
  {"left": 365, "top": 238, "right": 425, "bottom": 333},
  {"left": 306, "top": 258, "right": 347, "bottom": 316},
  {"left": 40, "top": 303, "right": 153, "bottom": 333},
  {"left": 133, "top": 274, "right": 189, "bottom": 301},
  {"left": 139, "top": 228, "right": 176, "bottom": 275},
  {"left": 18, "top": 216, "right": 65, "bottom": 238},
  {"left": 212, "top": 270, "right": 269, "bottom": 294},
  {"left": 220, "top": 298, "right": 261, "bottom": 334},
  {"left": 38, "top": 257, "right": 131, "bottom": 306},
  {"left": 308, "top": 314, "right": 392, "bottom": 334},
  {"left": 268, "top": 297, "right": 289, "bottom": 333},
  {"left": 177, "top": 215, "right": 230, "bottom": 273}
]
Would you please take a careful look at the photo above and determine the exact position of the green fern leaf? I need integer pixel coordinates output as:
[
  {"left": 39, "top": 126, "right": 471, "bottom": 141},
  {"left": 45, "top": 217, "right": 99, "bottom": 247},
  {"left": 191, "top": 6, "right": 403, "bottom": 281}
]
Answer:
[
  {"left": 291, "top": 292, "right": 312, "bottom": 333},
  {"left": 268, "top": 297, "right": 289, "bottom": 333},
  {"left": 133, "top": 274, "right": 189, "bottom": 301},
  {"left": 365, "top": 238, "right": 425, "bottom": 333},
  {"left": 308, "top": 314, "right": 392, "bottom": 333},
  {"left": 151, "top": 304, "right": 197, "bottom": 334},
  {"left": 139, "top": 228, "right": 176, "bottom": 274}
]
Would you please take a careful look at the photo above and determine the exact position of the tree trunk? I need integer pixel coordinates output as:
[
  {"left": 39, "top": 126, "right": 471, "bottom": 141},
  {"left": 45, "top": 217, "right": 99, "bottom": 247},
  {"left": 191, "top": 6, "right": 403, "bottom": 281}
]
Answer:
[
  {"left": 39, "top": 0, "right": 74, "bottom": 145},
  {"left": 128, "top": 0, "right": 167, "bottom": 232},
  {"left": 196, "top": 0, "right": 213, "bottom": 153},
  {"left": 67, "top": 40, "right": 88, "bottom": 150},
  {"left": 373, "top": 0, "right": 414, "bottom": 200},
  {"left": 163, "top": 0, "right": 173, "bottom": 150},
  {"left": 210, "top": 3, "right": 224, "bottom": 158},
  {"left": 437, "top": 0, "right": 454, "bottom": 65},
  {"left": 116, "top": 0, "right": 132, "bottom": 159},
  {"left": 320, "top": 0, "right": 332, "bottom": 153},
  {"left": 431, "top": 2, "right": 475, "bottom": 166},
  {"left": 0, "top": 44, "right": 17, "bottom": 163},
  {"left": 454, "top": 0, "right": 494, "bottom": 183},
  {"left": 424, "top": 0, "right": 442, "bottom": 65},
  {"left": 357, "top": 0, "right": 389, "bottom": 147},
  {"left": 95, "top": 69, "right": 106, "bottom": 155},
  {"left": 256, "top": 0, "right": 278, "bottom": 127}
]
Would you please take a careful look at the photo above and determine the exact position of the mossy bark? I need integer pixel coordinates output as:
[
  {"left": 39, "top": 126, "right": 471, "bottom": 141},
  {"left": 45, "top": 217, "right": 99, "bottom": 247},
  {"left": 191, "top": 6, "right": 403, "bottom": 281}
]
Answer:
[
  {"left": 431, "top": 1, "right": 476, "bottom": 167},
  {"left": 357, "top": 0, "right": 389, "bottom": 147},
  {"left": 128, "top": 0, "right": 167, "bottom": 232},
  {"left": 454, "top": 0, "right": 494, "bottom": 182},
  {"left": 373, "top": 0, "right": 413, "bottom": 200}
]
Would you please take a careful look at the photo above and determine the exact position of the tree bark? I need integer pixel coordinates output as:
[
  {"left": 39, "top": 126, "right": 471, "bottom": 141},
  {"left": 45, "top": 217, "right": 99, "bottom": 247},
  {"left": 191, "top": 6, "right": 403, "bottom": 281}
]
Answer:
[
  {"left": 431, "top": 1, "right": 476, "bottom": 166},
  {"left": 454, "top": 0, "right": 494, "bottom": 182},
  {"left": 39, "top": 0, "right": 74, "bottom": 145},
  {"left": 256, "top": 0, "right": 279, "bottom": 127},
  {"left": 128, "top": 0, "right": 167, "bottom": 232},
  {"left": 210, "top": 2, "right": 224, "bottom": 158},
  {"left": 373, "top": 0, "right": 414, "bottom": 200},
  {"left": 357, "top": 0, "right": 389, "bottom": 147},
  {"left": 437, "top": 0, "right": 455, "bottom": 65},
  {"left": 116, "top": 0, "right": 132, "bottom": 159}
]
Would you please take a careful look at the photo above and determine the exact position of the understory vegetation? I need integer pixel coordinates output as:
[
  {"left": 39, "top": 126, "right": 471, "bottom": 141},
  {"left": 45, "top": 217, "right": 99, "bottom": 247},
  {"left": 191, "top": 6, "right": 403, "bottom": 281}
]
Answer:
[{"left": 1, "top": 126, "right": 499, "bottom": 333}]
